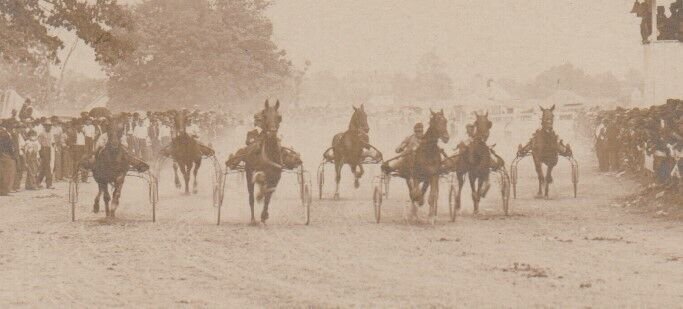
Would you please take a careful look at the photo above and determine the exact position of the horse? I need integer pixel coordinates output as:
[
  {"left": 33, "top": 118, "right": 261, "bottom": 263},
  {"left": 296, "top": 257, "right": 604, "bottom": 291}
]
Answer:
[
  {"left": 324, "top": 104, "right": 370, "bottom": 199},
  {"left": 449, "top": 112, "right": 495, "bottom": 215},
  {"left": 395, "top": 109, "right": 449, "bottom": 223},
  {"left": 242, "top": 99, "right": 284, "bottom": 224},
  {"left": 165, "top": 113, "right": 214, "bottom": 195},
  {"left": 90, "top": 117, "right": 149, "bottom": 218},
  {"left": 517, "top": 105, "right": 573, "bottom": 198}
]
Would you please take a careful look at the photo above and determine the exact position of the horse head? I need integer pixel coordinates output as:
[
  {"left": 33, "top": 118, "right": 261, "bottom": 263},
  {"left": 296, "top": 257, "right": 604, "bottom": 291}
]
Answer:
[
  {"left": 539, "top": 105, "right": 555, "bottom": 131},
  {"left": 473, "top": 111, "right": 492, "bottom": 142},
  {"left": 429, "top": 108, "right": 449, "bottom": 143},
  {"left": 261, "top": 99, "right": 282, "bottom": 138},
  {"left": 351, "top": 104, "right": 369, "bottom": 134}
]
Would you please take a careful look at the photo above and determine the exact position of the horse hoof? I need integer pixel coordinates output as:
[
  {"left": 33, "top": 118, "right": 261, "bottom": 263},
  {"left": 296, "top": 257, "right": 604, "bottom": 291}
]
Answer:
[
  {"left": 93, "top": 205, "right": 99, "bottom": 214},
  {"left": 193, "top": 189, "right": 198, "bottom": 195},
  {"left": 249, "top": 220, "right": 259, "bottom": 226},
  {"left": 354, "top": 180, "right": 360, "bottom": 189},
  {"left": 175, "top": 182, "right": 181, "bottom": 189},
  {"left": 261, "top": 212, "right": 269, "bottom": 222},
  {"left": 333, "top": 193, "right": 340, "bottom": 200}
]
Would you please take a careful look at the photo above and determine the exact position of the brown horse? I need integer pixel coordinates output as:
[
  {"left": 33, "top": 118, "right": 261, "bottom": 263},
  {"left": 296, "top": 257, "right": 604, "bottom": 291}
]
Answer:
[
  {"left": 165, "top": 112, "right": 214, "bottom": 194},
  {"left": 517, "top": 105, "right": 572, "bottom": 198},
  {"left": 449, "top": 112, "right": 495, "bottom": 215},
  {"left": 242, "top": 100, "right": 284, "bottom": 224},
  {"left": 324, "top": 105, "right": 370, "bottom": 199},
  {"left": 90, "top": 117, "right": 149, "bottom": 218},
  {"left": 393, "top": 109, "right": 449, "bottom": 223}
]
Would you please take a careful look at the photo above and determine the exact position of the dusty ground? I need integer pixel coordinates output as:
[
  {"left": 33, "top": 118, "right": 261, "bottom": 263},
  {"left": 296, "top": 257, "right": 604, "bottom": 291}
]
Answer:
[{"left": 0, "top": 123, "right": 682, "bottom": 307}]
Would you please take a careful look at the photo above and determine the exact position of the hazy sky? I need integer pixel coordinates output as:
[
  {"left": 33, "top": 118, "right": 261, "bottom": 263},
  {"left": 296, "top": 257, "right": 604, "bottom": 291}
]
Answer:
[{"left": 61, "top": 0, "right": 647, "bottom": 81}]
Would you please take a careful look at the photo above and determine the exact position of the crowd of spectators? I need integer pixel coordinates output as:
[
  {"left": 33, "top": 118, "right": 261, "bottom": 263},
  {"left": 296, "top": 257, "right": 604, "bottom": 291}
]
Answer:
[
  {"left": 593, "top": 99, "right": 683, "bottom": 188},
  {"left": 0, "top": 100, "right": 244, "bottom": 196}
]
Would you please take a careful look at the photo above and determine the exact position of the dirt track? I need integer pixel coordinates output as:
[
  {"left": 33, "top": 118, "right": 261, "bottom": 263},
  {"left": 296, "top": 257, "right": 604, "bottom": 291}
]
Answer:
[{"left": 1, "top": 127, "right": 682, "bottom": 307}]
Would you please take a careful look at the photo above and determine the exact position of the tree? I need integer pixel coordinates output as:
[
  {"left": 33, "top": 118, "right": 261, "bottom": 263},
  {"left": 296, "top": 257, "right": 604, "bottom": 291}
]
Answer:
[
  {"left": 413, "top": 52, "right": 453, "bottom": 102},
  {"left": 107, "top": 0, "right": 292, "bottom": 110},
  {"left": 0, "top": 57, "right": 54, "bottom": 106},
  {"left": 0, "top": 0, "right": 134, "bottom": 66}
]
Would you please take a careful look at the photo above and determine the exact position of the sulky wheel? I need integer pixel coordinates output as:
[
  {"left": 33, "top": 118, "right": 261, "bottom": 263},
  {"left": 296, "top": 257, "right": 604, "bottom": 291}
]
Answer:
[
  {"left": 373, "top": 183, "right": 382, "bottom": 223},
  {"left": 69, "top": 180, "right": 79, "bottom": 222},
  {"left": 448, "top": 184, "right": 458, "bottom": 222},
  {"left": 501, "top": 171, "right": 511, "bottom": 216},
  {"left": 317, "top": 163, "right": 325, "bottom": 200},
  {"left": 571, "top": 159, "right": 579, "bottom": 198},
  {"left": 383, "top": 174, "right": 391, "bottom": 199},
  {"left": 510, "top": 162, "right": 518, "bottom": 199},
  {"left": 303, "top": 182, "right": 312, "bottom": 225}
]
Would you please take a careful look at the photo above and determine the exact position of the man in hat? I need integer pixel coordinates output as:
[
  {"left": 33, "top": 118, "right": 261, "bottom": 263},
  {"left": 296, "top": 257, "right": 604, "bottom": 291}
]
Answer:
[
  {"left": 23, "top": 129, "right": 40, "bottom": 190},
  {"left": 396, "top": 122, "right": 424, "bottom": 154},
  {"left": 0, "top": 121, "right": 17, "bottom": 195},
  {"left": 36, "top": 119, "right": 54, "bottom": 189},
  {"left": 380, "top": 122, "right": 425, "bottom": 173},
  {"left": 11, "top": 121, "right": 26, "bottom": 192},
  {"left": 50, "top": 116, "right": 65, "bottom": 181},
  {"left": 18, "top": 98, "right": 33, "bottom": 121}
]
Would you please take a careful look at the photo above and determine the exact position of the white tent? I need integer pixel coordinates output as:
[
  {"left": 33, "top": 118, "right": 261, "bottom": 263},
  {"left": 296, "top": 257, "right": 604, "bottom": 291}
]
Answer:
[
  {"left": 0, "top": 89, "right": 24, "bottom": 118},
  {"left": 84, "top": 95, "right": 108, "bottom": 111},
  {"left": 543, "top": 90, "right": 586, "bottom": 106}
]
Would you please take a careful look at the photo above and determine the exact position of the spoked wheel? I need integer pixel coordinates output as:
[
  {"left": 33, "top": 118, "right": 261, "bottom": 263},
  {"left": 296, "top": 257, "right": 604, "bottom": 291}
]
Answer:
[
  {"left": 383, "top": 175, "right": 391, "bottom": 199},
  {"left": 214, "top": 172, "right": 226, "bottom": 226},
  {"left": 317, "top": 163, "right": 325, "bottom": 200},
  {"left": 149, "top": 177, "right": 158, "bottom": 223},
  {"left": 373, "top": 182, "right": 383, "bottom": 223},
  {"left": 68, "top": 180, "right": 79, "bottom": 222},
  {"left": 448, "top": 183, "right": 458, "bottom": 222},
  {"left": 500, "top": 170, "right": 511, "bottom": 216},
  {"left": 570, "top": 158, "right": 579, "bottom": 198},
  {"left": 510, "top": 157, "right": 522, "bottom": 199},
  {"left": 303, "top": 182, "right": 312, "bottom": 225}
]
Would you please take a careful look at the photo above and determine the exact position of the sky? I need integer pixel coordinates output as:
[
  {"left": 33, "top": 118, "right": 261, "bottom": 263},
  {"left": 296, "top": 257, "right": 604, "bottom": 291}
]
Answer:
[{"left": 60, "top": 0, "right": 649, "bottom": 81}]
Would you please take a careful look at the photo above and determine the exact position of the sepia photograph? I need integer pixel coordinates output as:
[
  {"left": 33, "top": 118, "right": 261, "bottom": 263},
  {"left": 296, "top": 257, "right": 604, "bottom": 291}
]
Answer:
[{"left": 0, "top": 0, "right": 682, "bottom": 307}]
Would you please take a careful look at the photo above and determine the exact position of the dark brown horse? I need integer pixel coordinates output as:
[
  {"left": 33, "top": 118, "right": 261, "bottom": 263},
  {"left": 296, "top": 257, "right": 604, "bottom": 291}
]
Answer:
[
  {"left": 325, "top": 105, "right": 370, "bottom": 199},
  {"left": 450, "top": 112, "right": 494, "bottom": 215},
  {"left": 242, "top": 100, "right": 284, "bottom": 224},
  {"left": 90, "top": 117, "right": 149, "bottom": 218},
  {"left": 395, "top": 109, "right": 449, "bottom": 223},
  {"left": 517, "top": 105, "right": 572, "bottom": 198},
  {"left": 166, "top": 113, "right": 214, "bottom": 194}
]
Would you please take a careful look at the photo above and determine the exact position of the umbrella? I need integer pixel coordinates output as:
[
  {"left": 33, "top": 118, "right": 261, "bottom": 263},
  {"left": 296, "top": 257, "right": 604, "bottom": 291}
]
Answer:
[{"left": 89, "top": 107, "right": 112, "bottom": 119}]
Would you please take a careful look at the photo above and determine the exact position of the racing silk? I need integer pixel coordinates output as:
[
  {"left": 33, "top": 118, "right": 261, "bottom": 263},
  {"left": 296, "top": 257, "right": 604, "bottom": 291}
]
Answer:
[
  {"left": 94, "top": 132, "right": 127, "bottom": 154},
  {"left": 396, "top": 134, "right": 421, "bottom": 154},
  {"left": 595, "top": 123, "right": 607, "bottom": 141}
]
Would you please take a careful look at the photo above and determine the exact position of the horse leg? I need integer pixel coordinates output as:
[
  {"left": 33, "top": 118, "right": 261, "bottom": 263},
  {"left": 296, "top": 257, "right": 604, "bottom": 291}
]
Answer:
[
  {"left": 182, "top": 164, "right": 191, "bottom": 195},
  {"left": 93, "top": 184, "right": 102, "bottom": 214},
  {"left": 455, "top": 172, "right": 465, "bottom": 212},
  {"left": 102, "top": 182, "right": 111, "bottom": 218},
  {"left": 261, "top": 176, "right": 280, "bottom": 224},
  {"left": 533, "top": 159, "right": 545, "bottom": 198},
  {"left": 351, "top": 164, "right": 361, "bottom": 189},
  {"left": 418, "top": 181, "right": 430, "bottom": 206},
  {"left": 404, "top": 178, "right": 414, "bottom": 221},
  {"left": 428, "top": 176, "right": 439, "bottom": 224},
  {"left": 544, "top": 164, "right": 555, "bottom": 199},
  {"left": 469, "top": 174, "right": 480, "bottom": 215},
  {"left": 173, "top": 161, "right": 181, "bottom": 189},
  {"left": 111, "top": 175, "right": 125, "bottom": 218},
  {"left": 245, "top": 168, "right": 256, "bottom": 225},
  {"left": 333, "top": 161, "right": 342, "bottom": 199},
  {"left": 192, "top": 160, "right": 201, "bottom": 194}
]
